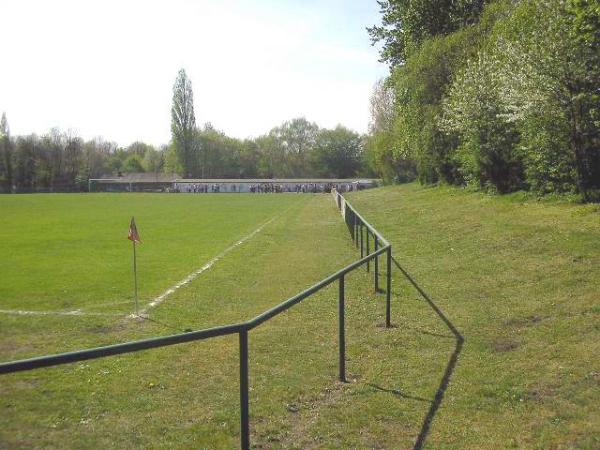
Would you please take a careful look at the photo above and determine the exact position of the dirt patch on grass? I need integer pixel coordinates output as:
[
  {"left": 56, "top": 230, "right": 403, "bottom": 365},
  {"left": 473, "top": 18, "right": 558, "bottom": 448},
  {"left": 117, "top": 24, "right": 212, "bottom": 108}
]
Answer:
[
  {"left": 491, "top": 338, "right": 521, "bottom": 353},
  {"left": 0, "top": 340, "right": 36, "bottom": 361},
  {"left": 255, "top": 381, "right": 352, "bottom": 449},
  {"left": 584, "top": 371, "right": 600, "bottom": 386},
  {"left": 503, "top": 315, "right": 543, "bottom": 328},
  {"left": 0, "top": 378, "right": 40, "bottom": 396},
  {"left": 86, "top": 323, "right": 127, "bottom": 334},
  {"left": 526, "top": 383, "right": 557, "bottom": 403}
]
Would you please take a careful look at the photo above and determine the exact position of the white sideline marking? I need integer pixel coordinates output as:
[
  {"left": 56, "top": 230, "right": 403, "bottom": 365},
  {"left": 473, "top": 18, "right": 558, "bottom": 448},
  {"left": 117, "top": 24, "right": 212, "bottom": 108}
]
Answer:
[
  {"left": 136, "top": 216, "right": 277, "bottom": 316},
  {"left": 0, "top": 309, "right": 122, "bottom": 317},
  {"left": 0, "top": 204, "right": 296, "bottom": 320},
  {"left": 85, "top": 300, "right": 132, "bottom": 309}
]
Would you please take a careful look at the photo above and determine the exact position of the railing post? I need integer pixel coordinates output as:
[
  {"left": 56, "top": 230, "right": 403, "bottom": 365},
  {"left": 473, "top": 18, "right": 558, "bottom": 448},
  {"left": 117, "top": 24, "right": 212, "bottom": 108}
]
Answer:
[
  {"left": 354, "top": 215, "right": 359, "bottom": 248},
  {"left": 338, "top": 275, "right": 346, "bottom": 382},
  {"left": 360, "top": 223, "right": 364, "bottom": 259},
  {"left": 386, "top": 246, "right": 392, "bottom": 328},
  {"left": 239, "top": 330, "right": 250, "bottom": 450},
  {"left": 374, "top": 236, "right": 379, "bottom": 292},
  {"left": 366, "top": 230, "right": 370, "bottom": 273}
]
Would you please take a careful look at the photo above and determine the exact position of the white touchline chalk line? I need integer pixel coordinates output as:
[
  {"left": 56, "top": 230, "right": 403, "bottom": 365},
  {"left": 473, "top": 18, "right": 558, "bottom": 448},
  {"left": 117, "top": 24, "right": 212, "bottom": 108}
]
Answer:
[
  {"left": 135, "top": 215, "right": 279, "bottom": 317},
  {"left": 85, "top": 300, "right": 133, "bottom": 309},
  {"left": 0, "top": 219, "right": 275, "bottom": 320},
  {"left": 0, "top": 309, "right": 123, "bottom": 317},
  {"left": 0, "top": 200, "right": 304, "bottom": 321}
]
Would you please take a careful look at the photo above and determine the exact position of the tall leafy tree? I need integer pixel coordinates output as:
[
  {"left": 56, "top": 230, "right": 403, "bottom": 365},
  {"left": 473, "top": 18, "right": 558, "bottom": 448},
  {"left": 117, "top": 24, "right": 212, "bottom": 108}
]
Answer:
[
  {"left": 42, "top": 128, "right": 64, "bottom": 189},
  {"left": 63, "top": 132, "right": 83, "bottom": 182},
  {"left": 268, "top": 118, "right": 319, "bottom": 177},
  {"left": 368, "top": 0, "right": 487, "bottom": 66},
  {"left": 142, "top": 146, "right": 165, "bottom": 173},
  {"left": 313, "top": 126, "right": 363, "bottom": 178},
  {"left": 14, "top": 135, "right": 37, "bottom": 190},
  {"left": 194, "top": 124, "right": 242, "bottom": 178},
  {"left": 171, "top": 69, "right": 197, "bottom": 177},
  {"left": 0, "top": 112, "right": 13, "bottom": 192}
]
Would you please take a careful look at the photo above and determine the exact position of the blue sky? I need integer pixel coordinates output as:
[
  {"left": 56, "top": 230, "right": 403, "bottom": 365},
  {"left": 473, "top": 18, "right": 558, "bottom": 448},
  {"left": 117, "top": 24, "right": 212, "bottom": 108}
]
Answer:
[{"left": 0, "top": 0, "right": 388, "bottom": 147}]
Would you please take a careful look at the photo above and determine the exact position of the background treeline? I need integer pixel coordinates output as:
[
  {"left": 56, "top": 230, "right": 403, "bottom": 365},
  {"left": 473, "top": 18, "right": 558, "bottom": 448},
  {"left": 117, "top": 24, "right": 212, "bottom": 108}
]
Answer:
[
  {"left": 0, "top": 117, "right": 172, "bottom": 193},
  {"left": 168, "top": 68, "right": 370, "bottom": 180},
  {"left": 366, "top": 0, "right": 600, "bottom": 201},
  {"left": 169, "top": 118, "right": 369, "bottom": 180},
  {"left": 0, "top": 113, "right": 370, "bottom": 193}
]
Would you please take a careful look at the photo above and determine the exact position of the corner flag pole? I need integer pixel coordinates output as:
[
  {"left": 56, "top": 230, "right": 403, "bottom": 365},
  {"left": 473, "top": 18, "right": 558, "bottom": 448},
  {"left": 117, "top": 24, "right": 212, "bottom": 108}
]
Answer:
[
  {"left": 127, "top": 217, "right": 142, "bottom": 316},
  {"left": 133, "top": 239, "right": 138, "bottom": 315}
]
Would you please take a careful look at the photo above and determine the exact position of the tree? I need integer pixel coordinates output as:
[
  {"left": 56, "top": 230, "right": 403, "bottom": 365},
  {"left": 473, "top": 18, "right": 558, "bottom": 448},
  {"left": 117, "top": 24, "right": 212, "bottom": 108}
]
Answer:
[
  {"left": 171, "top": 69, "right": 197, "bottom": 177},
  {"left": 127, "top": 141, "right": 155, "bottom": 157},
  {"left": 365, "top": 78, "right": 417, "bottom": 183},
  {"left": 163, "top": 144, "right": 181, "bottom": 174},
  {"left": 441, "top": 52, "right": 524, "bottom": 193},
  {"left": 194, "top": 124, "right": 242, "bottom": 178},
  {"left": 0, "top": 113, "right": 13, "bottom": 192},
  {"left": 83, "top": 137, "right": 115, "bottom": 180},
  {"left": 486, "top": 0, "right": 599, "bottom": 197},
  {"left": 123, "top": 154, "right": 144, "bottom": 173},
  {"left": 369, "top": 79, "right": 395, "bottom": 136},
  {"left": 268, "top": 118, "right": 319, "bottom": 177},
  {"left": 142, "top": 147, "right": 165, "bottom": 173},
  {"left": 14, "top": 135, "right": 37, "bottom": 190},
  {"left": 367, "top": 0, "right": 487, "bottom": 66},
  {"left": 238, "top": 140, "right": 261, "bottom": 178},
  {"left": 42, "top": 128, "right": 64, "bottom": 189},
  {"left": 313, "top": 126, "right": 363, "bottom": 178},
  {"left": 63, "top": 131, "right": 83, "bottom": 182},
  {"left": 254, "top": 134, "right": 281, "bottom": 178}
]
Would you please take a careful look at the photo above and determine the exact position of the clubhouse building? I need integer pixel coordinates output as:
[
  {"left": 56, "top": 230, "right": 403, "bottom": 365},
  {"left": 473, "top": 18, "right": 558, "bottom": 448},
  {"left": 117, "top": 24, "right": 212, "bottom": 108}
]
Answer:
[{"left": 89, "top": 173, "right": 378, "bottom": 193}]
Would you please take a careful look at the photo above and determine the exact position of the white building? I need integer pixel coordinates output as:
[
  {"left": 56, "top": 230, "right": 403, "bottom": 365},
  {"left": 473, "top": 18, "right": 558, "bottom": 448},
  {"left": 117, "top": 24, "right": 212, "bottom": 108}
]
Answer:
[{"left": 173, "top": 178, "right": 378, "bottom": 193}]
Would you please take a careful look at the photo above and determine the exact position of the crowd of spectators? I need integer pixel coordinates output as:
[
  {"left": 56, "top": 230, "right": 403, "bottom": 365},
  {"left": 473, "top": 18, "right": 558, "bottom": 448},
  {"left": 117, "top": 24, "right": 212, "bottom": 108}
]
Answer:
[{"left": 173, "top": 182, "right": 362, "bottom": 194}]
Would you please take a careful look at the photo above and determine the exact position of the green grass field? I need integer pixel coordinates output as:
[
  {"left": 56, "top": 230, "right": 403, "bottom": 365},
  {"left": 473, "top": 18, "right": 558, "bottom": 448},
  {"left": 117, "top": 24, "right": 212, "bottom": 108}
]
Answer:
[
  {"left": 1, "top": 192, "right": 373, "bottom": 449},
  {"left": 1, "top": 186, "right": 599, "bottom": 449},
  {"left": 346, "top": 185, "right": 600, "bottom": 449},
  {"left": 0, "top": 193, "right": 306, "bottom": 315}
]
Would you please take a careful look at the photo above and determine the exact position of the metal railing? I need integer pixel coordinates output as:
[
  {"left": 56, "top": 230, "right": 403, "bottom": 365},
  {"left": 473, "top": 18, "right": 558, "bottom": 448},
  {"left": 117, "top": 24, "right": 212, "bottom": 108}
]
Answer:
[{"left": 0, "top": 189, "right": 393, "bottom": 450}]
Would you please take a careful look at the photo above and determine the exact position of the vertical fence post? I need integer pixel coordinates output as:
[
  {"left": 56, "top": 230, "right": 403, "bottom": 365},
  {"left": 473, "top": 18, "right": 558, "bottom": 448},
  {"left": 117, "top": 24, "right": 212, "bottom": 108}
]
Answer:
[
  {"left": 374, "top": 236, "right": 379, "bottom": 292},
  {"left": 360, "top": 223, "right": 364, "bottom": 259},
  {"left": 355, "top": 215, "right": 359, "bottom": 249},
  {"left": 366, "top": 230, "right": 370, "bottom": 273},
  {"left": 338, "top": 275, "right": 346, "bottom": 382},
  {"left": 386, "top": 246, "right": 392, "bottom": 328},
  {"left": 239, "top": 330, "right": 250, "bottom": 450}
]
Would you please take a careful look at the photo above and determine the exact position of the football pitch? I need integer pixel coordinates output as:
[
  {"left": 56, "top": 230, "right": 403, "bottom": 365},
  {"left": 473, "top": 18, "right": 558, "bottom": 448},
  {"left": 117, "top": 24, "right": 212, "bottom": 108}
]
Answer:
[
  {"left": 0, "top": 193, "right": 306, "bottom": 317},
  {"left": 1, "top": 192, "right": 386, "bottom": 449}
]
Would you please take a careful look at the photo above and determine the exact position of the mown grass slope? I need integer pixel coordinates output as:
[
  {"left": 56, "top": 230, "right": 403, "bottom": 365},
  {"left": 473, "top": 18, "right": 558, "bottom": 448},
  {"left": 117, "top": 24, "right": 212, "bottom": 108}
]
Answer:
[{"left": 343, "top": 184, "right": 600, "bottom": 449}]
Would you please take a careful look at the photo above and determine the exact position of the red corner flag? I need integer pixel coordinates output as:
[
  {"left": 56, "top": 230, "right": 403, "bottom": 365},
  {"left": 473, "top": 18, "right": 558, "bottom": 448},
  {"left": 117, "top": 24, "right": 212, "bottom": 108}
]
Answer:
[{"left": 128, "top": 217, "right": 141, "bottom": 243}]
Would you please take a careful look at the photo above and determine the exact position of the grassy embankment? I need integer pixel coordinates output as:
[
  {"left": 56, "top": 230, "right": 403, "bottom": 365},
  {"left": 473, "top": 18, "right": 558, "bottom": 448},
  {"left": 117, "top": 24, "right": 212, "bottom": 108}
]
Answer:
[{"left": 340, "top": 184, "right": 600, "bottom": 449}]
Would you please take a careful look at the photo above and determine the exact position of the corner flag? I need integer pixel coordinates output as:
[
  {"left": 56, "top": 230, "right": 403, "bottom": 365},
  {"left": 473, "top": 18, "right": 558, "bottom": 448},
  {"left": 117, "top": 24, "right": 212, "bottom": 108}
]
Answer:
[
  {"left": 128, "top": 217, "right": 141, "bottom": 243},
  {"left": 128, "top": 217, "right": 141, "bottom": 316}
]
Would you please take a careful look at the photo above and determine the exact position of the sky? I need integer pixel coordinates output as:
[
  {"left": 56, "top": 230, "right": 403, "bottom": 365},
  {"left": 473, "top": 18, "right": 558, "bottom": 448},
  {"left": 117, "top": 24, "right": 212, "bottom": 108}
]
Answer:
[{"left": 0, "top": 0, "right": 388, "bottom": 147}]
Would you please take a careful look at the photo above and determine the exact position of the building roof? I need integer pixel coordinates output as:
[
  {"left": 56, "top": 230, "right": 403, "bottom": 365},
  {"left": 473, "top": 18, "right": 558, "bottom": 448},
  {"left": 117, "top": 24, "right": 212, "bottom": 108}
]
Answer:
[
  {"left": 90, "top": 174, "right": 378, "bottom": 184},
  {"left": 90, "top": 173, "right": 181, "bottom": 183}
]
